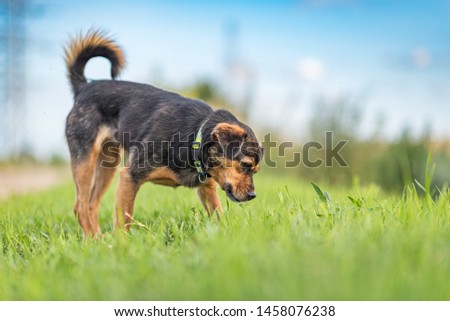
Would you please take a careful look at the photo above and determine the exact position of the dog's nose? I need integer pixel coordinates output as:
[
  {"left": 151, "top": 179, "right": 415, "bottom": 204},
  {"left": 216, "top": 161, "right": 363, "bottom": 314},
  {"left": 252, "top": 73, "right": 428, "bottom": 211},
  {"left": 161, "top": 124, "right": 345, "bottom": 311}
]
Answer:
[{"left": 247, "top": 191, "right": 256, "bottom": 200}]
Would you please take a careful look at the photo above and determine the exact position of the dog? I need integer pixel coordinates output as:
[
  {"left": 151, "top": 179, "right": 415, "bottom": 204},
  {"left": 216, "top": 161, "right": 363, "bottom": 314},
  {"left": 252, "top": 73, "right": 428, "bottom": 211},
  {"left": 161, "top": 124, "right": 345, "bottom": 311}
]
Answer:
[{"left": 64, "top": 29, "right": 264, "bottom": 237}]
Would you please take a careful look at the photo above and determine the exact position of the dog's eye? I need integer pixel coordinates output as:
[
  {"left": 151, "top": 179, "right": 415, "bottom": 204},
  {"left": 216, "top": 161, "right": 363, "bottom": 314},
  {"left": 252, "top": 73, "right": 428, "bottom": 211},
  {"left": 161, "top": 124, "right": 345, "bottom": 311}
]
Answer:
[{"left": 241, "top": 162, "right": 253, "bottom": 173}]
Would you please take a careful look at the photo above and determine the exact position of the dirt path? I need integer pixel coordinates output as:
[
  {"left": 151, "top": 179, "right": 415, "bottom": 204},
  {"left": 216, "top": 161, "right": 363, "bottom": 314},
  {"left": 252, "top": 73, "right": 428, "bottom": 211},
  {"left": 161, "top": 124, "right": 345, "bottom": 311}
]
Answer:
[{"left": 0, "top": 166, "right": 71, "bottom": 199}]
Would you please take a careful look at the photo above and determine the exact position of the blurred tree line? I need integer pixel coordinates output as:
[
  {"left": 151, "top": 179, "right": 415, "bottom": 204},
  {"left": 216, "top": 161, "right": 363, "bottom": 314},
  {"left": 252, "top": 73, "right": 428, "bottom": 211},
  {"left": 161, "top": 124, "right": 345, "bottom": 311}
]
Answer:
[{"left": 298, "top": 95, "right": 450, "bottom": 194}]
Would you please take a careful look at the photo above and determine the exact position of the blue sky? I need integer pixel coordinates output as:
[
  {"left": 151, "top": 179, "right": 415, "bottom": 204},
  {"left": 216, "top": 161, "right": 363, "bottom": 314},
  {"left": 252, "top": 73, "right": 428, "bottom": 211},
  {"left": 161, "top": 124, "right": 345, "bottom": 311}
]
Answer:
[{"left": 18, "top": 0, "right": 450, "bottom": 157}]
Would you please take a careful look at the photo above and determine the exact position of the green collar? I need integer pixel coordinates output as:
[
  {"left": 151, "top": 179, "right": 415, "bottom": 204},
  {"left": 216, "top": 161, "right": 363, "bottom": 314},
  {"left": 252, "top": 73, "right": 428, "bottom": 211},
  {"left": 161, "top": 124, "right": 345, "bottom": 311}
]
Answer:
[{"left": 192, "top": 119, "right": 210, "bottom": 183}]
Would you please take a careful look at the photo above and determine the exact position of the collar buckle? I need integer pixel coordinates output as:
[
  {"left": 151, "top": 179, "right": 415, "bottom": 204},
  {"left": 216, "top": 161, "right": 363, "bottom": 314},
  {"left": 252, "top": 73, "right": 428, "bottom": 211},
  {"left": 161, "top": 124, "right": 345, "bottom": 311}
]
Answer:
[{"left": 192, "top": 119, "right": 209, "bottom": 183}]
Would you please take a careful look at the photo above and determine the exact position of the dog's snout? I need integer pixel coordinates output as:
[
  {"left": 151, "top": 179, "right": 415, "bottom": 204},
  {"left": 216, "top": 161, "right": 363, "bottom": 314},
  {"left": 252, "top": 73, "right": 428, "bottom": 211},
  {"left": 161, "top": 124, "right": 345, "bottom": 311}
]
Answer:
[{"left": 247, "top": 191, "right": 256, "bottom": 200}]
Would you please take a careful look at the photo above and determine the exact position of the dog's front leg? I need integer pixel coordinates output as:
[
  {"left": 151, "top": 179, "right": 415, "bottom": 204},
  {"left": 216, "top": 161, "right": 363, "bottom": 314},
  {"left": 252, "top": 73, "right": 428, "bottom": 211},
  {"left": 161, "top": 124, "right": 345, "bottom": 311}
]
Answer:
[
  {"left": 197, "top": 179, "right": 223, "bottom": 216},
  {"left": 115, "top": 168, "right": 141, "bottom": 231}
]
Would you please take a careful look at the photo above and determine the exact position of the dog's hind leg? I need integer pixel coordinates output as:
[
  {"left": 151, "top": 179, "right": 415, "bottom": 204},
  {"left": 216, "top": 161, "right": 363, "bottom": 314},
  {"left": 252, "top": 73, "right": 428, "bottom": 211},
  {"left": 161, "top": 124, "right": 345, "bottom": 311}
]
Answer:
[
  {"left": 88, "top": 143, "right": 121, "bottom": 235},
  {"left": 115, "top": 167, "right": 141, "bottom": 231},
  {"left": 197, "top": 179, "right": 223, "bottom": 216},
  {"left": 70, "top": 126, "right": 113, "bottom": 237},
  {"left": 72, "top": 155, "right": 97, "bottom": 237}
]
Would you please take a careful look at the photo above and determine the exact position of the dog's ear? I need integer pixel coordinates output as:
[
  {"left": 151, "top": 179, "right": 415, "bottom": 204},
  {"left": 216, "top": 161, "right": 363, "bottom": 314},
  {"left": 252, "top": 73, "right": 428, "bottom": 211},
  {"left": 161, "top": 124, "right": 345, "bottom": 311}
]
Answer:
[{"left": 211, "top": 123, "right": 246, "bottom": 146}]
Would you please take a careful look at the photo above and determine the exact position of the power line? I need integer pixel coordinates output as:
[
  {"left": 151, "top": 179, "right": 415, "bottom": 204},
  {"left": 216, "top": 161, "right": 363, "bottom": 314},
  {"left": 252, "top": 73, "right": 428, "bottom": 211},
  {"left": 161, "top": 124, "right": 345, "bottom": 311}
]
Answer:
[{"left": 0, "top": 0, "right": 28, "bottom": 158}]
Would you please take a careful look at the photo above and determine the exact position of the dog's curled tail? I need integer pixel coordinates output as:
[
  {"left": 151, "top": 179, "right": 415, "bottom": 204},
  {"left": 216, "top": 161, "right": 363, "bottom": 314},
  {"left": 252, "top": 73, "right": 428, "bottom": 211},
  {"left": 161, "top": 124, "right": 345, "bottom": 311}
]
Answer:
[{"left": 64, "top": 29, "right": 126, "bottom": 96}]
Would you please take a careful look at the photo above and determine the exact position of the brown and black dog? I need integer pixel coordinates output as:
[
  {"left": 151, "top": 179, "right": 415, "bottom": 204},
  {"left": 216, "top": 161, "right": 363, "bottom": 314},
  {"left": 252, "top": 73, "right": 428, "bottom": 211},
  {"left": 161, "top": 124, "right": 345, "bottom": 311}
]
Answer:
[{"left": 64, "top": 30, "right": 263, "bottom": 237}]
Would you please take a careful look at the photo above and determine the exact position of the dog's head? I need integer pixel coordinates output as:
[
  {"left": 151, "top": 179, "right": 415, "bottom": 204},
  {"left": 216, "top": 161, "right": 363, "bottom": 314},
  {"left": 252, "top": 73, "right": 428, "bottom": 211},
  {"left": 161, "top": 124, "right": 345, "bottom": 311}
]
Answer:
[{"left": 206, "top": 122, "right": 264, "bottom": 202}]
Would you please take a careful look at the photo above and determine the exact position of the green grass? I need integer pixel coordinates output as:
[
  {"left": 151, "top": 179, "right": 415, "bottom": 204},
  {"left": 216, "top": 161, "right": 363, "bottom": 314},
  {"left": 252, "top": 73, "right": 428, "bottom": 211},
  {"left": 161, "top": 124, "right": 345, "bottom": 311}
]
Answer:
[{"left": 0, "top": 170, "right": 449, "bottom": 300}]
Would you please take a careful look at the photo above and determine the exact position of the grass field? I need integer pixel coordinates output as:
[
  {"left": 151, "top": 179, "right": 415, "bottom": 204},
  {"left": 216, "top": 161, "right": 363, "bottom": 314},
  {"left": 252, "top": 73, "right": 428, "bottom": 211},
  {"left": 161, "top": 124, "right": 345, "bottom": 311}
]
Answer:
[{"left": 0, "top": 169, "right": 449, "bottom": 300}]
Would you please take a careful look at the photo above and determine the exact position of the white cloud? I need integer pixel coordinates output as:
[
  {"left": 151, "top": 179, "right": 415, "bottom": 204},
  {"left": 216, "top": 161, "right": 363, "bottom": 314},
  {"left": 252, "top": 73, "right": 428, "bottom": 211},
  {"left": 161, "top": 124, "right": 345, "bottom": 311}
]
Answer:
[
  {"left": 411, "top": 48, "right": 431, "bottom": 68},
  {"left": 296, "top": 57, "right": 326, "bottom": 80}
]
